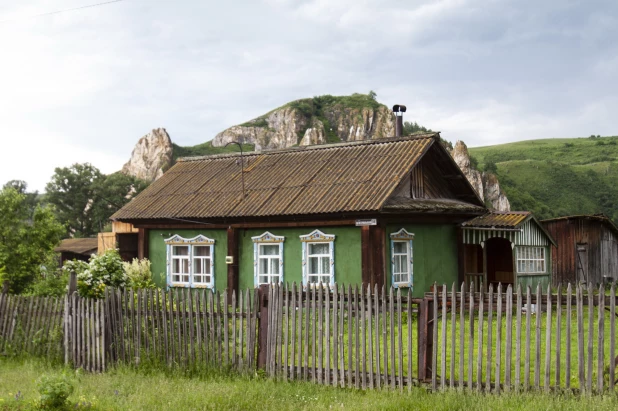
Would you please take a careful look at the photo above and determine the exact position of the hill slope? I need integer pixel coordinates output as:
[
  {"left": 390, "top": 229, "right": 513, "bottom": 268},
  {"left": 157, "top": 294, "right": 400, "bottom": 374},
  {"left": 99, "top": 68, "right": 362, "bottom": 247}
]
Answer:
[{"left": 469, "top": 136, "right": 618, "bottom": 221}]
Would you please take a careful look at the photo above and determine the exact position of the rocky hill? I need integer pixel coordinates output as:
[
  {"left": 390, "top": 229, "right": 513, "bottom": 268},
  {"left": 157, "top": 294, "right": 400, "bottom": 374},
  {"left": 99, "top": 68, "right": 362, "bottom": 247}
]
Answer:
[{"left": 120, "top": 93, "right": 510, "bottom": 211}]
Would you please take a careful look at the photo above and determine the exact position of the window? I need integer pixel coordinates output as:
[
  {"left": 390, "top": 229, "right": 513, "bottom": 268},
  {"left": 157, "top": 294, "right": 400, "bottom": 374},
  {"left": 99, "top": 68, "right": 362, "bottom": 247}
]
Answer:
[
  {"left": 165, "top": 235, "right": 215, "bottom": 289},
  {"left": 516, "top": 247, "right": 546, "bottom": 273},
  {"left": 390, "top": 228, "right": 414, "bottom": 288},
  {"left": 300, "top": 230, "right": 335, "bottom": 288},
  {"left": 252, "top": 232, "right": 284, "bottom": 287}
]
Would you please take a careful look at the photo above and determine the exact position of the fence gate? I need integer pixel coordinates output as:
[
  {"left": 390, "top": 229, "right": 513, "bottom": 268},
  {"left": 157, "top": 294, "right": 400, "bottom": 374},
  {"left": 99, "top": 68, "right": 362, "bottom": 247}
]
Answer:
[{"left": 64, "top": 292, "right": 106, "bottom": 372}]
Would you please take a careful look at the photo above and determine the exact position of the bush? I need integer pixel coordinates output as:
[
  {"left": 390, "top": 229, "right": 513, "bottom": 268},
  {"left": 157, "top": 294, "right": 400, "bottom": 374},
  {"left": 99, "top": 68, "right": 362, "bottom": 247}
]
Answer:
[
  {"left": 30, "top": 271, "right": 68, "bottom": 297},
  {"left": 36, "top": 373, "right": 74, "bottom": 409},
  {"left": 76, "top": 250, "right": 127, "bottom": 299},
  {"left": 123, "top": 258, "right": 156, "bottom": 289}
]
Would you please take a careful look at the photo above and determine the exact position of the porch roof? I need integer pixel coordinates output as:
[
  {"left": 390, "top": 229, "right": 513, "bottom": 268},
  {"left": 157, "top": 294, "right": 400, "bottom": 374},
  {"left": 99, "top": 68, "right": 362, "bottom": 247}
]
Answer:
[{"left": 461, "top": 211, "right": 556, "bottom": 247}]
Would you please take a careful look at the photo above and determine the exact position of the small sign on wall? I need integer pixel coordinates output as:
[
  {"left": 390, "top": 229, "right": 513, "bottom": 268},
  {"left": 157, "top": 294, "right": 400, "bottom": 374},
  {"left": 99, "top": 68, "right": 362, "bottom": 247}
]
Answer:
[
  {"left": 225, "top": 256, "right": 234, "bottom": 264},
  {"left": 355, "top": 219, "right": 377, "bottom": 226}
]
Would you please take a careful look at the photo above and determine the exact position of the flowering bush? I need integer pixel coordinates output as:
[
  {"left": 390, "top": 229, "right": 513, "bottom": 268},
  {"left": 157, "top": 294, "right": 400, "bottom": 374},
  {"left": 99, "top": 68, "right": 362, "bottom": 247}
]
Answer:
[
  {"left": 35, "top": 373, "right": 74, "bottom": 409},
  {"left": 123, "top": 258, "right": 156, "bottom": 289},
  {"left": 74, "top": 249, "right": 127, "bottom": 299}
]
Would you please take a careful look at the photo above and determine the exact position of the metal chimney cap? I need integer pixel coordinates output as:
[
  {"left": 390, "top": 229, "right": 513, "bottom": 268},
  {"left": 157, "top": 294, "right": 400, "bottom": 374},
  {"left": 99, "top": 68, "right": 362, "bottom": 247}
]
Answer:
[{"left": 392, "top": 104, "right": 407, "bottom": 113}]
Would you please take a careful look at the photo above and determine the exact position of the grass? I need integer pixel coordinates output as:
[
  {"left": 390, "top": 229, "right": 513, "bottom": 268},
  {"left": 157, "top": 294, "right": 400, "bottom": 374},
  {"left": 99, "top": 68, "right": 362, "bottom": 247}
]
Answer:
[
  {"left": 1, "top": 357, "right": 618, "bottom": 410},
  {"left": 468, "top": 135, "right": 618, "bottom": 221},
  {"left": 172, "top": 142, "right": 255, "bottom": 162}
]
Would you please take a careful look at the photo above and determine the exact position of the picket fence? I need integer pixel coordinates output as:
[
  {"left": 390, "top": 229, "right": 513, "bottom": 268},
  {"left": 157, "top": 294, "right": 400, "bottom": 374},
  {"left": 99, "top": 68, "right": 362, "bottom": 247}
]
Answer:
[{"left": 1, "top": 281, "right": 617, "bottom": 395}]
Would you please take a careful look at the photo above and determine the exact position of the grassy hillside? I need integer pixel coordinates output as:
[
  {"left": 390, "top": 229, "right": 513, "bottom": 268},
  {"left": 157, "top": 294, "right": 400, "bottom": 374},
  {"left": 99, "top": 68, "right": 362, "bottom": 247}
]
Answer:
[
  {"left": 172, "top": 142, "right": 254, "bottom": 162},
  {"left": 469, "top": 136, "right": 618, "bottom": 221}
]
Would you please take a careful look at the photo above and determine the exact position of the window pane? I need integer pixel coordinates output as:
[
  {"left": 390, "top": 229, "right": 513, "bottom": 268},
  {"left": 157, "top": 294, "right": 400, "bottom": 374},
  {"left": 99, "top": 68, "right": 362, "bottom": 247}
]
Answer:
[
  {"left": 394, "top": 241, "right": 407, "bottom": 254},
  {"left": 193, "top": 259, "right": 202, "bottom": 274},
  {"left": 173, "top": 246, "right": 189, "bottom": 256},
  {"left": 309, "top": 243, "right": 329, "bottom": 255},
  {"left": 259, "top": 259, "right": 269, "bottom": 275},
  {"left": 194, "top": 246, "right": 210, "bottom": 257},
  {"left": 309, "top": 256, "right": 319, "bottom": 274},
  {"left": 320, "top": 256, "right": 330, "bottom": 275},
  {"left": 271, "top": 258, "right": 280, "bottom": 275},
  {"left": 261, "top": 244, "right": 279, "bottom": 255}
]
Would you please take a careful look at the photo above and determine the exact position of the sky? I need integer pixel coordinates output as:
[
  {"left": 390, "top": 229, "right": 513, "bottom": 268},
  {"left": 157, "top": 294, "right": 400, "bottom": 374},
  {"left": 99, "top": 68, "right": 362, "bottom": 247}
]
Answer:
[{"left": 0, "top": 0, "right": 617, "bottom": 192}]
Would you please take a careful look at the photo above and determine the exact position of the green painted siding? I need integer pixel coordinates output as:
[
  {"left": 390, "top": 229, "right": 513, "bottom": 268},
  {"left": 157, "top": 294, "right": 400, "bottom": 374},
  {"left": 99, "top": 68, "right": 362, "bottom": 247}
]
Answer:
[
  {"left": 386, "top": 224, "right": 459, "bottom": 297},
  {"left": 148, "top": 229, "right": 228, "bottom": 291},
  {"left": 238, "top": 227, "right": 362, "bottom": 289}
]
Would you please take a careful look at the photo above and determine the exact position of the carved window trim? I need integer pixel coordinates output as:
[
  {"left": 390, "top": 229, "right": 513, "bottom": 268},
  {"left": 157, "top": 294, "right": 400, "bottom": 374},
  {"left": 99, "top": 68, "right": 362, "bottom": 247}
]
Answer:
[
  {"left": 165, "top": 234, "right": 215, "bottom": 290},
  {"left": 300, "top": 230, "right": 335, "bottom": 289},
  {"left": 390, "top": 228, "right": 414, "bottom": 288}
]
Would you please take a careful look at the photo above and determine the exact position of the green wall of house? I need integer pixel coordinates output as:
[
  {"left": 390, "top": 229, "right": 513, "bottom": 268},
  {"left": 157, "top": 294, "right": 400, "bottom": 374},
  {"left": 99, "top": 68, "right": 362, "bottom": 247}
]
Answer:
[
  {"left": 148, "top": 224, "right": 460, "bottom": 296},
  {"left": 385, "top": 224, "right": 459, "bottom": 297}
]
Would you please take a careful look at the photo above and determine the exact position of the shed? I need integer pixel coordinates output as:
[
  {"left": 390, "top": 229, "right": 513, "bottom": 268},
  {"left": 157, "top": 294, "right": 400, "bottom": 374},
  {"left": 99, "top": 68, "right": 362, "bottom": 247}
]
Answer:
[
  {"left": 460, "top": 211, "right": 556, "bottom": 290},
  {"left": 541, "top": 214, "right": 618, "bottom": 286},
  {"left": 54, "top": 238, "right": 98, "bottom": 266}
]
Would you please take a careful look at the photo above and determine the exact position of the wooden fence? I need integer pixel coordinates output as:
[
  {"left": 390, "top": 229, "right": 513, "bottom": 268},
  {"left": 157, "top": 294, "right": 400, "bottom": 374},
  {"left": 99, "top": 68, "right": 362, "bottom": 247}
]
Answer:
[
  {"left": 1, "top": 281, "right": 617, "bottom": 395},
  {"left": 0, "top": 293, "right": 64, "bottom": 359}
]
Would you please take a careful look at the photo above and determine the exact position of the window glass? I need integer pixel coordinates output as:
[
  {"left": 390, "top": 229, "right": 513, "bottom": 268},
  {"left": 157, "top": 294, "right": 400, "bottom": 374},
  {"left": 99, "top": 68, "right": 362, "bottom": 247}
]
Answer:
[
  {"left": 517, "top": 247, "right": 545, "bottom": 273},
  {"left": 392, "top": 240, "right": 410, "bottom": 285}
]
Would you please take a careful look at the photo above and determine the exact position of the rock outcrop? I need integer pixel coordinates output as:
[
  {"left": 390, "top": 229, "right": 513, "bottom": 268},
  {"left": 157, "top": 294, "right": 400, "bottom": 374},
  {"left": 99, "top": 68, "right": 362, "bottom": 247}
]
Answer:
[
  {"left": 212, "top": 96, "right": 395, "bottom": 150},
  {"left": 451, "top": 140, "right": 510, "bottom": 211},
  {"left": 121, "top": 128, "right": 173, "bottom": 182}
]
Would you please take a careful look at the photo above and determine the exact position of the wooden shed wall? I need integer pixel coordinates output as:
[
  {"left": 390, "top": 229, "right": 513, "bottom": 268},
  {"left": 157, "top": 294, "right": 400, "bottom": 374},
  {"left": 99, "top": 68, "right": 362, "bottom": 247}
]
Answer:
[{"left": 543, "top": 219, "right": 618, "bottom": 285}]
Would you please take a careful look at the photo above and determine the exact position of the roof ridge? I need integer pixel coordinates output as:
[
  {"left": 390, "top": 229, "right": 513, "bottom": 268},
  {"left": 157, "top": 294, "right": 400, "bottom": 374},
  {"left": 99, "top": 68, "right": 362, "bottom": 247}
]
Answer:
[{"left": 179, "top": 132, "right": 440, "bottom": 162}]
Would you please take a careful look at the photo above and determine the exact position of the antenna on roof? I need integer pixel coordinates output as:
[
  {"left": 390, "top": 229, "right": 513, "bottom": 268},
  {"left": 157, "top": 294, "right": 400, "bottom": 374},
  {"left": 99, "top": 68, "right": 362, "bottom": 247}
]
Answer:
[
  {"left": 225, "top": 141, "right": 246, "bottom": 199},
  {"left": 392, "top": 104, "right": 407, "bottom": 137}
]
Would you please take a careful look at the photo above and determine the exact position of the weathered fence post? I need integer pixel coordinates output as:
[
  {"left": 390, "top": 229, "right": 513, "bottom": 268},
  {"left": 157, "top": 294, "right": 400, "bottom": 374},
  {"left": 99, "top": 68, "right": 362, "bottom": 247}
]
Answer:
[
  {"left": 2, "top": 280, "right": 9, "bottom": 294},
  {"left": 417, "top": 292, "right": 434, "bottom": 381},
  {"left": 257, "top": 285, "right": 269, "bottom": 369},
  {"left": 64, "top": 272, "right": 77, "bottom": 366}
]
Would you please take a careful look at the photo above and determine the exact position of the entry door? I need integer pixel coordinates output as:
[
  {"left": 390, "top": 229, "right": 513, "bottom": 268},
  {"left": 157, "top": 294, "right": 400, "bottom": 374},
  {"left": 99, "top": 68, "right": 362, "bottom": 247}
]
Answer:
[{"left": 576, "top": 244, "right": 588, "bottom": 283}]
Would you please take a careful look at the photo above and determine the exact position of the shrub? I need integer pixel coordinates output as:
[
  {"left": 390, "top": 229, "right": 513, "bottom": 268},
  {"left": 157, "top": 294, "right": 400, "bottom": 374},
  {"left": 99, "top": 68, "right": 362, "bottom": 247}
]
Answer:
[
  {"left": 30, "top": 271, "right": 69, "bottom": 297},
  {"left": 36, "top": 373, "right": 74, "bottom": 409},
  {"left": 123, "top": 258, "right": 156, "bottom": 289},
  {"left": 76, "top": 249, "right": 127, "bottom": 299}
]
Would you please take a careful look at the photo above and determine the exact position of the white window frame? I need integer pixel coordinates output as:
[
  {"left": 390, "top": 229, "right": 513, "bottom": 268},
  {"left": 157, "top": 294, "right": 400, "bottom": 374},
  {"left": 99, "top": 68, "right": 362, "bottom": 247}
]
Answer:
[
  {"left": 516, "top": 246, "right": 546, "bottom": 274},
  {"left": 390, "top": 228, "right": 414, "bottom": 288},
  {"left": 300, "top": 230, "right": 335, "bottom": 289},
  {"left": 252, "top": 232, "right": 284, "bottom": 287},
  {"left": 165, "top": 234, "right": 215, "bottom": 289}
]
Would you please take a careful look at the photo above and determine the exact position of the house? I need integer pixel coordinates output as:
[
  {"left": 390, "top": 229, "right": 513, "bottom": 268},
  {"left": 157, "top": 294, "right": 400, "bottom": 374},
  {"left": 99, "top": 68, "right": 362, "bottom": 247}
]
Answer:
[
  {"left": 460, "top": 211, "right": 556, "bottom": 291},
  {"left": 98, "top": 221, "right": 139, "bottom": 262},
  {"left": 55, "top": 238, "right": 98, "bottom": 266},
  {"left": 111, "top": 133, "right": 487, "bottom": 297},
  {"left": 542, "top": 214, "right": 618, "bottom": 286}
]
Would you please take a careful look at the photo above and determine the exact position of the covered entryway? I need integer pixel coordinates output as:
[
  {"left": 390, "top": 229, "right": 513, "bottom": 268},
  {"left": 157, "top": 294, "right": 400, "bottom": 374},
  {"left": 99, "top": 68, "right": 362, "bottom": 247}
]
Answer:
[{"left": 485, "top": 237, "right": 514, "bottom": 287}]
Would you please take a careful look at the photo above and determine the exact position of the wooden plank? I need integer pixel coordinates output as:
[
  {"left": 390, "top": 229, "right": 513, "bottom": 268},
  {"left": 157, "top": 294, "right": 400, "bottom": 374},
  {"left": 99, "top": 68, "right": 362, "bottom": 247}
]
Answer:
[
  {"left": 238, "top": 290, "right": 244, "bottom": 367},
  {"left": 577, "top": 284, "right": 585, "bottom": 392},
  {"left": 223, "top": 289, "right": 229, "bottom": 367},
  {"left": 390, "top": 286, "right": 396, "bottom": 390},
  {"left": 356, "top": 286, "right": 362, "bottom": 389},
  {"left": 496, "top": 284, "right": 503, "bottom": 394},
  {"left": 459, "top": 282, "right": 465, "bottom": 391},
  {"left": 232, "top": 290, "right": 238, "bottom": 367},
  {"left": 597, "top": 285, "right": 604, "bottom": 393},
  {"left": 161, "top": 291, "right": 169, "bottom": 367},
  {"left": 332, "top": 284, "right": 338, "bottom": 386},
  {"left": 311, "top": 285, "right": 317, "bottom": 383},
  {"left": 555, "top": 285, "right": 562, "bottom": 389},
  {"left": 283, "top": 284, "right": 289, "bottom": 379},
  {"left": 398, "top": 288, "right": 404, "bottom": 391},
  {"left": 360, "top": 286, "right": 366, "bottom": 389},
  {"left": 382, "top": 285, "right": 388, "bottom": 388},
  {"left": 216, "top": 291, "right": 223, "bottom": 368},
  {"left": 136, "top": 289, "right": 141, "bottom": 366},
  {"left": 291, "top": 284, "right": 297, "bottom": 379},
  {"left": 348, "top": 285, "right": 353, "bottom": 388},
  {"left": 468, "top": 283, "right": 474, "bottom": 390},
  {"left": 209, "top": 289, "right": 216, "bottom": 366},
  {"left": 525, "top": 286, "right": 531, "bottom": 391},
  {"left": 486, "top": 285, "right": 493, "bottom": 391},
  {"left": 375, "top": 284, "right": 381, "bottom": 390},
  {"left": 339, "top": 285, "right": 345, "bottom": 387},
  {"left": 477, "top": 283, "right": 484, "bottom": 392},
  {"left": 431, "top": 285, "right": 438, "bottom": 392},
  {"left": 143, "top": 291, "right": 150, "bottom": 357},
  {"left": 175, "top": 289, "right": 183, "bottom": 366},
  {"left": 440, "top": 285, "right": 446, "bottom": 391},
  {"left": 566, "top": 283, "right": 572, "bottom": 390},
  {"left": 325, "top": 285, "right": 331, "bottom": 385},
  {"left": 449, "top": 283, "right": 456, "bottom": 389},
  {"left": 367, "top": 285, "right": 374, "bottom": 389},
  {"left": 182, "top": 289, "right": 189, "bottom": 366},
  {"left": 318, "top": 285, "right": 324, "bottom": 385},
  {"left": 534, "top": 284, "right": 541, "bottom": 391},
  {"left": 195, "top": 290, "right": 202, "bottom": 364},
  {"left": 304, "top": 284, "right": 310, "bottom": 381},
  {"left": 544, "top": 284, "right": 552, "bottom": 392},
  {"left": 189, "top": 289, "right": 196, "bottom": 366},
  {"left": 587, "top": 283, "right": 594, "bottom": 393},
  {"left": 610, "top": 284, "right": 616, "bottom": 392},
  {"left": 505, "top": 285, "right": 513, "bottom": 392}
]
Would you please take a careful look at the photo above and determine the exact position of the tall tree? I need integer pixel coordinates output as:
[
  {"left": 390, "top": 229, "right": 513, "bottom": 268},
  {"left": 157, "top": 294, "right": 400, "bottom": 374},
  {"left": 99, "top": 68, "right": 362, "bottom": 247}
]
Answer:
[
  {"left": 0, "top": 187, "right": 65, "bottom": 294},
  {"left": 92, "top": 172, "right": 150, "bottom": 231},
  {"left": 45, "top": 163, "right": 104, "bottom": 237}
]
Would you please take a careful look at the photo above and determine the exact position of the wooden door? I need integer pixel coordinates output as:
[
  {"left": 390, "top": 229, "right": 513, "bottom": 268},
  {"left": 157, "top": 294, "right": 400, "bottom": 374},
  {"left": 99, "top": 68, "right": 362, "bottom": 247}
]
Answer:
[{"left": 576, "top": 243, "right": 588, "bottom": 283}]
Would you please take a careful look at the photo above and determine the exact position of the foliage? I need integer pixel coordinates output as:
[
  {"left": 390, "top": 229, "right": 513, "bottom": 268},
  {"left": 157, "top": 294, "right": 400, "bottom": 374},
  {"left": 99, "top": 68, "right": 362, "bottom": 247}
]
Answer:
[
  {"left": 45, "top": 164, "right": 148, "bottom": 238},
  {"left": 123, "top": 258, "right": 156, "bottom": 289},
  {"left": 35, "top": 373, "right": 74, "bottom": 409},
  {"left": 469, "top": 135, "right": 618, "bottom": 222},
  {"left": 76, "top": 249, "right": 127, "bottom": 299},
  {"left": 172, "top": 142, "right": 255, "bottom": 162},
  {"left": 29, "top": 269, "right": 68, "bottom": 298},
  {"left": 402, "top": 121, "right": 433, "bottom": 135},
  {"left": 484, "top": 160, "right": 498, "bottom": 174},
  {"left": 0, "top": 187, "right": 65, "bottom": 294}
]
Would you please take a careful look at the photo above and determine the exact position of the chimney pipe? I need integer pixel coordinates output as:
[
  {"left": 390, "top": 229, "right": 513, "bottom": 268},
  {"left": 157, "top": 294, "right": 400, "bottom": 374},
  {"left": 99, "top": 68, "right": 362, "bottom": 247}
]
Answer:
[{"left": 392, "top": 104, "right": 407, "bottom": 137}]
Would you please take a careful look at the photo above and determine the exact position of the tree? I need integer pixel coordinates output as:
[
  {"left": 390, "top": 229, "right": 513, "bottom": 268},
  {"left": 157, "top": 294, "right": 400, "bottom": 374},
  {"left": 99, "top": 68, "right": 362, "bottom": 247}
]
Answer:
[
  {"left": 0, "top": 187, "right": 65, "bottom": 294},
  {"left": 368, "top": 90, "right": 377, "bottom": 101},
  {"left": 4, "top": 180, "right": 41, "bottom": 218},
  {"left": 45, "top": 164, "right": 149, "bottom": 237},
  {"left": 402, "top": 121, "right": 432, "bottom": 135}
]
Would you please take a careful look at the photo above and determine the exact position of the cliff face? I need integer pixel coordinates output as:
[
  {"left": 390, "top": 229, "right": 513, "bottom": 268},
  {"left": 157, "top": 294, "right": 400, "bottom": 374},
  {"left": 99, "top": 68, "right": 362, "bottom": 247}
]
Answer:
[
  {"left": 121, "top": 128, "right": 173, "bottom": 182},
  {"left": 451, "top": 140, "right": 511, "bottom": 212},
  {"left": 212, "top": 95, "right": 395, "bottom": 150}
]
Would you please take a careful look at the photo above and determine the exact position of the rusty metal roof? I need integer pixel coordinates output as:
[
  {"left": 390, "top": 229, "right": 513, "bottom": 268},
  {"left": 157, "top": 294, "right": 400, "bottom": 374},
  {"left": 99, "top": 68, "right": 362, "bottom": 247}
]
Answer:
[
  {"left": 112, "top": 135, "right": 445, "bottom": 221},
  {"left": 54, "top": 238, "right": 98, "bottom": 255},
  {"left": 461, "top": 211, "right": 532, "bottom": 228}
]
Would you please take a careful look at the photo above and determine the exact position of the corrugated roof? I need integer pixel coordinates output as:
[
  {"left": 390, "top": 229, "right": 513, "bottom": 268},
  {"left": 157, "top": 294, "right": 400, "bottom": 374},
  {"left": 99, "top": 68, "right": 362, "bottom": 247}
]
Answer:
[
  {"left": 382, "top": 197, "right": 486, "bottom": 214},
  {"left": 461, "top": 211, "right": 531, "bottom": 228},
  {"left": 54, "top": 238, "right": 98, "bottom": 255},
  {"left": 112, "top": 135, "right": 439, "bottom": 221}
]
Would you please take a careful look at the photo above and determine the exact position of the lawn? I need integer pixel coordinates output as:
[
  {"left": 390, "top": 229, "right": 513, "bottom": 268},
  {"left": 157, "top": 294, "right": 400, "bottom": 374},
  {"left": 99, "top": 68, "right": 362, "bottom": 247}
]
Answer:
[{"left": 1, "top": 357, "right": 618, "bottom": 410}]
